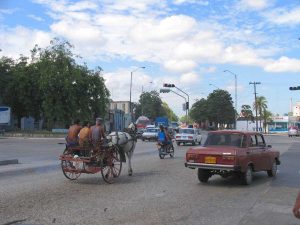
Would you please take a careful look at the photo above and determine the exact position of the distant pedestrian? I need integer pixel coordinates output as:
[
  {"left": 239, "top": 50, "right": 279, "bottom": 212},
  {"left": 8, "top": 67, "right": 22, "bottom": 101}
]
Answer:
[
  {"left": 66, "top": 119, "right": 81, "bottom": 146},
  {"left": 293, "top": 191, "right": 300, "bottom": 219}
]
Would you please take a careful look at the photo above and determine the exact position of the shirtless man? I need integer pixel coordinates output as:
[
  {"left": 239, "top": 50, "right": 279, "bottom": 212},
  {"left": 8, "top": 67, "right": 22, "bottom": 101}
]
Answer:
[
  {"left": 66, "top": 119, "right": 81, "bottom": 146},
  {"left": 89, "top": 118, "right": 106, "bottom": 145}
]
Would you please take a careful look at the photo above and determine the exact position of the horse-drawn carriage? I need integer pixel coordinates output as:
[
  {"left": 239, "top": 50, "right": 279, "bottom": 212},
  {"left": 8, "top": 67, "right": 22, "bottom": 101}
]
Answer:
[
  {"left": 59, "top": 123, "right": 137, "bottom": 184},
  {"left": 59, "top": 141, "right": 123, "bottom": 184}
]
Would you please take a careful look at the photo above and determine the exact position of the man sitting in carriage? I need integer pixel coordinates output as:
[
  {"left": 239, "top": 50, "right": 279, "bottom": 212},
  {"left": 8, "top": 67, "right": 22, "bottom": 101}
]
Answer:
[
  {"left": 89, "top": 117, "right": 106, "bottom": 147},
  {"left": 66, "top": 119, "right": 82, "bottom": 147}
]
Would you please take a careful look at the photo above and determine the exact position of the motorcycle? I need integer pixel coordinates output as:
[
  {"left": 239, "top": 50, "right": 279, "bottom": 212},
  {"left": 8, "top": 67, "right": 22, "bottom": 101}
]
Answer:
[{"left": 156, "top": 140, "right": 174, "bottom": 159}]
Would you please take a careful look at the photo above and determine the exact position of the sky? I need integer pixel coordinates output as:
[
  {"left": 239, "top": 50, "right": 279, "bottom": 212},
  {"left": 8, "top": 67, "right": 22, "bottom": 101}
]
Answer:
[{"left": 1, "top": 0, "right": 300, "bottom": 118}]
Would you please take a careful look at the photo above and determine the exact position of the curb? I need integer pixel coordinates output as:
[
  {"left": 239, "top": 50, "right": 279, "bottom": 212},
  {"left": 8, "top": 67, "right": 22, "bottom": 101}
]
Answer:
[{"left": 0, "top": 159, "right": 19, "bottom": 166}]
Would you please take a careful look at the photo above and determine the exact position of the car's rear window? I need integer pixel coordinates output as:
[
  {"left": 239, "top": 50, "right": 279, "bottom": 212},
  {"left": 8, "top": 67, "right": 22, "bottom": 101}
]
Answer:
[
  {"left": 204, "top": 133, "right": 246, "bottom": 147},
  {"left": 179, "top": 129, "right": 194, "bottom": 134}
]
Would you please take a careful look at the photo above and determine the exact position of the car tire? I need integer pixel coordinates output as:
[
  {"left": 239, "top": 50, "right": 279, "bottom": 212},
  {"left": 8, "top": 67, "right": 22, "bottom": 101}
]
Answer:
[
  {"left": 192, "top": 141, "right": 195, "bottom": 146},
  {"left": 198, "top": 169, "right": 210, "bottom": 183},
  {"left": 142, "top": 138, "right": 145, "bottom": 141},
  {"left": 267, "top": 161, "right": 277, "bottom": 177},
  {"left": 177, "top": 142, "right": 180, "bottom": 146},
  {"left": 242, "top": 165, "right": 253, "bottom": 185}
]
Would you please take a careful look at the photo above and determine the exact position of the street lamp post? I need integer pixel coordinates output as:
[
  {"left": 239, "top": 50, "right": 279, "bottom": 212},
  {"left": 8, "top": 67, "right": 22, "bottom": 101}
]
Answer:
[
  {"left": 224, "top": 70, "right": 238, "bottom": 129},
  {"left": 129, "top": 67, "right": 145, "bottom": 121},
  {"left": 209, "top": 83, "right": 220, "bottom": 89}
]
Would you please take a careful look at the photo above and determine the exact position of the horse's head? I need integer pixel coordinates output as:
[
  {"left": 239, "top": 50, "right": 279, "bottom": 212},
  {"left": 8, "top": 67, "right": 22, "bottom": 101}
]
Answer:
[{"left": 128, "top": 123, "right": 137, "bottom": 132}]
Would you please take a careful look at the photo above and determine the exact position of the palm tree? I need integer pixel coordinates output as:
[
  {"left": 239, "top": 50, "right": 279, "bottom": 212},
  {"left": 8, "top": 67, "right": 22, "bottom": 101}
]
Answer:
[
  {"left": 253, "top": 96, "right": 268, "bottom": 131},
  {"left": 261, "top": 109, "right": 272, "bottom": 133},
  {"left": 241, "top": 105, "right": 253, "bottom": 131}
]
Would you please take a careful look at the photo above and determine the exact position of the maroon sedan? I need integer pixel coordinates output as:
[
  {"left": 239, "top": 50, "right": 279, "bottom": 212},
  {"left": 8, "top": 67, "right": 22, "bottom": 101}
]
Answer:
[{"left": 184, "top": 130, "right": 280, "bottom": 185}]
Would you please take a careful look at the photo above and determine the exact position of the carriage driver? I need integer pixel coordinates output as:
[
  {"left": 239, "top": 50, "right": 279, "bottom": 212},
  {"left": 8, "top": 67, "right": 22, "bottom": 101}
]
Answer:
[{"left": 89, "top": 118, "right": 106, "bottom": 146}]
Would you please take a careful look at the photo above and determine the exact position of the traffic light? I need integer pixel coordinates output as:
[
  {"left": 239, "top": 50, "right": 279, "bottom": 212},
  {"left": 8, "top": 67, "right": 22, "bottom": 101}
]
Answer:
[
  {"left": 160, "top": 88, "right": 170, "bottom": 93},
  {"left": 163, "top": 83, "right": 175, "bottom": 88},
  {"left": 186, "top": 102, "right": 189, "bottom": 110},
  {"left": 289, "top": 86, "right": 300, "bottom": 90}
]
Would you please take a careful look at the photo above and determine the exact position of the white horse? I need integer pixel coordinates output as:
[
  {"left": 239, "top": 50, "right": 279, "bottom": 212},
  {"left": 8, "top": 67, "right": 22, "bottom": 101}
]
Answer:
[{"left": 107, "top": 123, "right": 137, "bottom": 176}]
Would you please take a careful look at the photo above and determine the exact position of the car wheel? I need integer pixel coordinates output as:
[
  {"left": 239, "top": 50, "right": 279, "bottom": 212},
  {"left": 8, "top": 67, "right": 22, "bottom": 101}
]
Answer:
[
  {"left": 267, "top": 161, "right": 277, "bottom": 177},
  {"left": 242, "top": 165, "right": 253, "bottom": 185},
  {"left": 177, "top": 142, "right": 180, "bottom": 146},
  {"left": 192, "top": 141, "right": 195, "bottom": 146},
  {"left": 198, "top": 169, "right": 210, "bottom": 183}
]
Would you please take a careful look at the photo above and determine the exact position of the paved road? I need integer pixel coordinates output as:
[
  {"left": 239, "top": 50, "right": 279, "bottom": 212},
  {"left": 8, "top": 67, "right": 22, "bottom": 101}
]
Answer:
[{"left": 0, "top": 135, "right": 300, "bottom": 225}]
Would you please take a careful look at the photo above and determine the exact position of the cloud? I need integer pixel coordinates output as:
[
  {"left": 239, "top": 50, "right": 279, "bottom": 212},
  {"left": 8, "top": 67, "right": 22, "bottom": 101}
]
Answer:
[
  {"left": 164, "top": 60, "right": 197, "bottom": 73},
  {"left": 265, "top": 7, "right": 300, "bottom": 25},
  {"left": 0, "top": 26, "right": 52, "bottom": 58},
  {"left": 264, "top": 57, "right": 300, "bottom": 72},
  {"left": 180, "top": 72, "right": 199, "bottom": 84},
  {"left": 103, "top": 69, "right": 154, "bottom": 102},
  {"left": 238, "top": 0, "right": 272, "bottom": 11},
  {"left": 173, "top": 0, "right": 209, "bottom": 6},
  {"left": 28, "top": 14, "right": 44, "bottom": 22}
]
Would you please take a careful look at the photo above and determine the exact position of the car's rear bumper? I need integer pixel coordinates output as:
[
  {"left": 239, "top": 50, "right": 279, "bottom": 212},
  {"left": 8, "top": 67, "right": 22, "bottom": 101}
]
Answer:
[
  {"left": 184, "top": 162, "right": 241, "bottom": 171},
  {"left": 176, "top": 140, "right": 195, "bottom": 143}
]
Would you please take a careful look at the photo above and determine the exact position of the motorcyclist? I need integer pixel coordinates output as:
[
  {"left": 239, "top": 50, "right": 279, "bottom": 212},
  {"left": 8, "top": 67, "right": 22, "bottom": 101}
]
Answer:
[
  {"left": 157, "top": 125, "right": 171, "bottom": 152},
  {"left": 164, "top": 126, "right": 174, "bottom": 151}
]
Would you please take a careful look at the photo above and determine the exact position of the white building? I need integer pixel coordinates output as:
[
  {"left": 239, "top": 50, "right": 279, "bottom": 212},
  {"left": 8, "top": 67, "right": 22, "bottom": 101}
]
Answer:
[
  {"left": 110, "top": 101, "right": 131, "bottom": 114},
  {"left": 293, "top": 102, "right": 300, "bottom": 116}
]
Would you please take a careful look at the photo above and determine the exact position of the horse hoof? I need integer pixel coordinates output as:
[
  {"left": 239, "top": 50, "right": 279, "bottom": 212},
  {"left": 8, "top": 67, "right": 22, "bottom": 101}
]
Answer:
[{"left": 128, "top": 172, "right": 132, "bottom": 176}]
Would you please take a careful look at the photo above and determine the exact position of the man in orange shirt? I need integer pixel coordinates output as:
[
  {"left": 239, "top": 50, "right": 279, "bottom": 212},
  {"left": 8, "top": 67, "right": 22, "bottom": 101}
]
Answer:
[
  {"left": 78, "top": 121, "right": 90, "bottom": 147},
  {"left": 66, "top": 119, "right": 81, "bottom": 146}
]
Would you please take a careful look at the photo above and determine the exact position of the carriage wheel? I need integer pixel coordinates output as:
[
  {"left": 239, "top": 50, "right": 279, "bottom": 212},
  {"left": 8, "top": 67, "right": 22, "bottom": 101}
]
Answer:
[
  {"left": 61, "top": 148, "right": 82, "bottom": 180},
  {"left": 101, "top": 145, "right": 122, "bottom": 184}
]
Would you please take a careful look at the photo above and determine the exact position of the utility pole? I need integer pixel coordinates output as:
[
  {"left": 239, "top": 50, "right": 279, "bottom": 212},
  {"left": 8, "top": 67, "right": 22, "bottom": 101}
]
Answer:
[
  {"left": 249, "top": 82, "right": 261, "bottom": 132},
  {"left": 224, "top": 70, "right": 238, "bottom": 129}
]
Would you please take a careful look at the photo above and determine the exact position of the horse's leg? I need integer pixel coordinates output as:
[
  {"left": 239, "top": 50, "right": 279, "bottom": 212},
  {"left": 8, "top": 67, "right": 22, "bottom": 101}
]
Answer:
[
  {"left": 126, "top": 142, "right": 135, "bottom": 176},
  {"left": 126, "top": 149, "right": 133, "bottom": 176}
]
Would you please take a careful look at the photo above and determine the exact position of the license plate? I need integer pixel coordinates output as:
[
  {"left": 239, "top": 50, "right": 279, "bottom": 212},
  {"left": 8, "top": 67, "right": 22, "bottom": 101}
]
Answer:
[{"left": 205, "top": 156, "right": 216, "bottom": 164}]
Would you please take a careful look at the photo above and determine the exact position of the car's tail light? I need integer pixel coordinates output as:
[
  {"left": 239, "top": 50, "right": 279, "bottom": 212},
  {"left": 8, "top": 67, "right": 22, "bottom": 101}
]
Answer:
[
  {"left": 176, "top": 135, "right": 180, "bottom": 139},
  {"left": 220, "top": 155, "right": 235, "bottom": 164},
  {"left": 186, "top": 153, "right": 198, "bottom": 162},
  {"left": 188, "top": 136, "right": 193, "bottom": 139}
]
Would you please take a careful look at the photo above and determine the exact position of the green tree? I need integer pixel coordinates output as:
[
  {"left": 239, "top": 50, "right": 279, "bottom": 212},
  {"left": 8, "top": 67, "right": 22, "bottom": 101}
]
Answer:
[
  {"left": 1, "top": 38, "right": 110, "bottom": 129},
  {"left": 241, "top": 105, "right": 253, "bottom": 131},
  {"left": 190, "top": 98, "right": 208, "bottom": 124},
  {"left": 206, "top": 89, "right": 235, "bottom": 129},
  {"left": 253, "top": 96, "right": 268, "bottom": 129},
  {"left": 135, "top": 91, "right": 165, "bottom": 120},
  {"left": 162, "top": 102, "right": 178, "bottom": 122},
  {"left": 0, "top": 56, "right": 14, "bottom": 105},
  {"left": 262, "top": 109, "right": 272, "bottom": 133}
]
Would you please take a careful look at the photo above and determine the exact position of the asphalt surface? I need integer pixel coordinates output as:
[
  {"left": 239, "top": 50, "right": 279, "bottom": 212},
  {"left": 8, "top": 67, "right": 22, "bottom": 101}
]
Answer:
[{"left": 0, "top": 135, "right": 300, "bottom": 225}]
